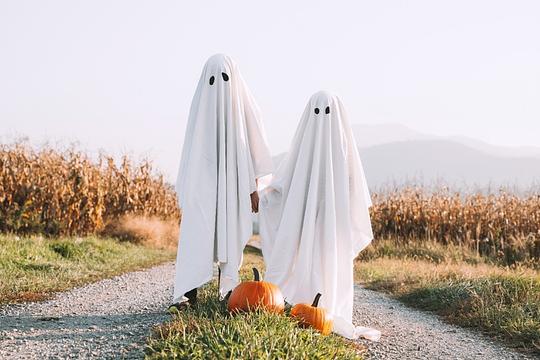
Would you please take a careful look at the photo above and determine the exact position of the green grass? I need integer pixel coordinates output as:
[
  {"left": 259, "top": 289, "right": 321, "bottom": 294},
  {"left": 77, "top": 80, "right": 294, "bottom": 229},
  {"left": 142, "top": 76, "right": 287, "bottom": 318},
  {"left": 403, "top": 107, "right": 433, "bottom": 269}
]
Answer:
[
  {"left": 356, "top": 239, "right": 540, "bottom": 354},
  {"left": 0, "top": 234, "right": 175, "bottom": 304},
  {"left": 145, "top": 246, "right": 364, "bottom": 360}
]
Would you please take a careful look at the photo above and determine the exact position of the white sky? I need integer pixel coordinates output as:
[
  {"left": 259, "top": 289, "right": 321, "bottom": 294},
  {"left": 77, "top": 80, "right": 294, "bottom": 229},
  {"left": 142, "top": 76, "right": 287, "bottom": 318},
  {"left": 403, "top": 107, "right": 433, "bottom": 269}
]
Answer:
[{"left": 1, "top": 0, "right": 539, "bottom": 179}]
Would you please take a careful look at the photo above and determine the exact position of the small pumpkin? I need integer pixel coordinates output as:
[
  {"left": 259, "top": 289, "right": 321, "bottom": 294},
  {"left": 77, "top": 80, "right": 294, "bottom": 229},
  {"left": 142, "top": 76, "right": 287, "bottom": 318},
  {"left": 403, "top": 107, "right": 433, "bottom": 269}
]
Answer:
[
  {"left": 227, "top": 268, "right": 284, "bottom": 313},
  {"left": 291, "top": 293, "right": 333, "bottom": 335}
]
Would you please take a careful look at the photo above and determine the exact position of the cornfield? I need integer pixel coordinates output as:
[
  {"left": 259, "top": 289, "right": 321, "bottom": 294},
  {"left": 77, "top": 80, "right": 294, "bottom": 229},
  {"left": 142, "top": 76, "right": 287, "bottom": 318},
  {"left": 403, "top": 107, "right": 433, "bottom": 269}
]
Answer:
[
  {"left": 1, "top": 142, "right": 539, "bottom": 264},
  {"left": 370, "top": 188, "right": 540, "bottom": 264},
  {"left": 0, "top": 142, "right": 180, "bottom": 236}
]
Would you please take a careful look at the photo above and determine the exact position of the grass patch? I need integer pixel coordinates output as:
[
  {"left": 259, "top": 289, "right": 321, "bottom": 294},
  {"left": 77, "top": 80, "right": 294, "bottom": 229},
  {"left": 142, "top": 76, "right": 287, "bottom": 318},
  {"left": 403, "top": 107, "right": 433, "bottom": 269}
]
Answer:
[
  {"left": 357, "top": 239, "right": 484, "bottom": 265},
  {"left": 356, "top": 242, "right": 540, "bottom": 354},
  {"left": 0, "top": 234, "right": 175, "bottom": 304},
  {"left": 146, "top": 246, "right": 364, "bottom": 359}
]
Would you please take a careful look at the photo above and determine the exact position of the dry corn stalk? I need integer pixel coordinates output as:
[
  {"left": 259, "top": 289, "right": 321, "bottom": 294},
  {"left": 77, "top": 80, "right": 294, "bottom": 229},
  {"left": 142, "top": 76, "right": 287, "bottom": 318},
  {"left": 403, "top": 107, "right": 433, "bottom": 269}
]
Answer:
[{"left": 0, "top": 142, "right": 180, "bottom": 236}]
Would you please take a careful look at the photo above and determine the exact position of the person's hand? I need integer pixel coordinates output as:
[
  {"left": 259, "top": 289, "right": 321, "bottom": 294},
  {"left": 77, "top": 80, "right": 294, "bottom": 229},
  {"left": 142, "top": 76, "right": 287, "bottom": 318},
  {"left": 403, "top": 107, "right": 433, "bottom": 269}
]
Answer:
[{"left": 250, "top": 191, "right": 259, "bottom": 213}]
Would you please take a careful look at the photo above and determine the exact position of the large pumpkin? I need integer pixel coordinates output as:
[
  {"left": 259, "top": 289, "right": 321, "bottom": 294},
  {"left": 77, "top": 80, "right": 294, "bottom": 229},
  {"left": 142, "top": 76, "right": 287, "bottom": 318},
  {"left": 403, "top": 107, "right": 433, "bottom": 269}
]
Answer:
[
  {"left": 227, "top": 268, "right": 284, "bottom": 313},
  {"left": 290, "top": 293, "right": 333, "bottom": 335}
]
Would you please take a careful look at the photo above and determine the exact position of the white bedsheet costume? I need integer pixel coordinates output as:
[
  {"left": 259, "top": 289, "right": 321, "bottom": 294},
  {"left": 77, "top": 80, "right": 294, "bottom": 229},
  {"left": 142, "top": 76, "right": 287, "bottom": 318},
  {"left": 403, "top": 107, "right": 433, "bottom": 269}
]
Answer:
[
  {"left": 260, "top": 91, "right": 380, "bottom": 340},
  {"left": 173, "top": 54, "right": 272, "bottom": 302}
]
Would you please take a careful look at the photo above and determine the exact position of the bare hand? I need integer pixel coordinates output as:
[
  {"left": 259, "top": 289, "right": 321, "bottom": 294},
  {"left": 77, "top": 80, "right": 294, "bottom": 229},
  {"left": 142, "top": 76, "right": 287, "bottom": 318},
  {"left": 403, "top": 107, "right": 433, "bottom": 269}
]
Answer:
[{"left": 250, "top": 191, "right": 259, "bottom": 213}]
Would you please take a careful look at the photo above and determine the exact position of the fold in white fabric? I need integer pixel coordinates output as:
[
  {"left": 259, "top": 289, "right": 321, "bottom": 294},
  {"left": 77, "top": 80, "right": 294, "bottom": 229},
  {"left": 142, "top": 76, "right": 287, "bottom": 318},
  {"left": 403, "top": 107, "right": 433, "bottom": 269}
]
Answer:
[
  {"left": 259, "top": 91, "right": 380, "bottom": 340},
  {"left": 173, "top": 54, "right": 272, "bottom": 301}
]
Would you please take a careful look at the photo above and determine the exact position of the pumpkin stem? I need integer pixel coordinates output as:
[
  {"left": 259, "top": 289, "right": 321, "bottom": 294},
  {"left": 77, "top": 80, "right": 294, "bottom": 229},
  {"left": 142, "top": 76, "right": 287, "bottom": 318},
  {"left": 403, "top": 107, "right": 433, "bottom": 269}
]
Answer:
[
  {"left": 312, "top": 293, "right": 322, "bottom": 307},
  {"left": 252, "top": 267, "right": 260, "bottom": 281}
]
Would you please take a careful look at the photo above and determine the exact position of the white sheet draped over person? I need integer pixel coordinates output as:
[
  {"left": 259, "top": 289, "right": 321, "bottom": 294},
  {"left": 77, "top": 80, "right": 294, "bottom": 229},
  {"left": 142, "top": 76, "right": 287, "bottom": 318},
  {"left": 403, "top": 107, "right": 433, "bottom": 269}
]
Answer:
[
  {"left": 173, "top": 54, "right": 272, "bottom": 304},
  {"left": 259, "top": 91, "right": 380, "bottom": 341}
]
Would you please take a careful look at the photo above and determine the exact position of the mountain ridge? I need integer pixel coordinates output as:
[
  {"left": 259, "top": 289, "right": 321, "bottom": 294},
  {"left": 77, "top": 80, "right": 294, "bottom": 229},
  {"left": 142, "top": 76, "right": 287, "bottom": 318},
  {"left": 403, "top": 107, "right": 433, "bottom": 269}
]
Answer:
[
  {"left": 352, "top": 123, "right": 540, "bottom": 159},
  {"left": 270, "top": 124, "right": 540, "bottom": 190}
]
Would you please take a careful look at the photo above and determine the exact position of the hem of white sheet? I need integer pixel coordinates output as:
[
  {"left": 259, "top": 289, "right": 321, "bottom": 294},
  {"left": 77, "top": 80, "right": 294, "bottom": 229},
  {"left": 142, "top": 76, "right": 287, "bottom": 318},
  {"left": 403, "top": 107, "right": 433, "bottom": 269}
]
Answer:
[
  {"left": 353, "top": 326, "right": 381, "bottom": 342},
  {"left": 219, "top": 275, "right": 239, "bottom": 299},
  {"left": 333, "top": 326, "right": 381, "bottom": 341},
  {"left": 332, "top": 316, "right": 381, "bottom": 341}
]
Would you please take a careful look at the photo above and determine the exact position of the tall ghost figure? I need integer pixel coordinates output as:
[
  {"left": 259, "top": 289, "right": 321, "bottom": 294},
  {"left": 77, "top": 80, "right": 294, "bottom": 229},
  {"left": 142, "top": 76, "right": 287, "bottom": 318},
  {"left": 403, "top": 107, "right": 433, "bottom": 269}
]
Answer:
[
  {"left": 173, "top": 54, "right": 272, "bottom": 303},
  {"left": 259, "top": 91, "right": 380, "bottom": 340}
]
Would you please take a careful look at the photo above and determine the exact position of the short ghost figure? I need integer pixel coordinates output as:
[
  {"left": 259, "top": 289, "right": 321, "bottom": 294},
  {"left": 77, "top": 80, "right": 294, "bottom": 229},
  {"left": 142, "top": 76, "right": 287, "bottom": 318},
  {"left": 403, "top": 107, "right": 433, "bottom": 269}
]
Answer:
[
  {"left": 173, "top": 54, "right": 272, "bottom": 306},
  {"left": 259, "top": 91, "right": 380, "bottom": 340}
]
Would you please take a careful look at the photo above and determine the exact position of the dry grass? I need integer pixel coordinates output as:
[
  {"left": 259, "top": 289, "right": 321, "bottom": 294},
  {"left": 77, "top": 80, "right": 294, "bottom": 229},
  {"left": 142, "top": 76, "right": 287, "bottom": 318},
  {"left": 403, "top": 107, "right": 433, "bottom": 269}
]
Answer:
[
  {"left": 101, "top": 215, "right": 179, "bottom": 250},
  {"left": 357, "top": 257, "right": 538, "bottom": 293},
  {"left": 0, "top": 142, "right": 180, "bottom": 236}
]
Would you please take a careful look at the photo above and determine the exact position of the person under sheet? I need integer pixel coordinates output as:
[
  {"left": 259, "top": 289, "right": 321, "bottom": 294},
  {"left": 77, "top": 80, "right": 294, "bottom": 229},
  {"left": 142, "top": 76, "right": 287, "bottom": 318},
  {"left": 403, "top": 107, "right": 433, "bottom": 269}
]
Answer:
[
  {"left": 170, "top": 54, "right": 273, "bottom": 309},
  {"left": 259, "top": 91, "right": 380, "bottom": 341}
]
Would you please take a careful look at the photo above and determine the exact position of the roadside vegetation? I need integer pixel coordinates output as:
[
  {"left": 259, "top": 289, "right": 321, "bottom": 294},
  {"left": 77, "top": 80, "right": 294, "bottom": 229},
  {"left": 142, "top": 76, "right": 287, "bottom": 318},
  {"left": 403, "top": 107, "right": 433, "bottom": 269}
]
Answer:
[
  {"left": 3, "top": 142, "right": 539, "bottom": 267},
  {"left": 0, "top": 142, "right": 180, "bottom": 236},
  {"left": 370, "top": 188, "right": 540, "bottom": 265},
  {"left": 0, "top": 142, "right": 179, "bottom": 304},
  {"left": 357, "top": 240, "right": 540, "bottom": 354},
  {"left": 145, "top": 246, "right": 364, "bottom": 360},
  {"left": 0, "top": 235, "right": 175, "bottom": 304}
]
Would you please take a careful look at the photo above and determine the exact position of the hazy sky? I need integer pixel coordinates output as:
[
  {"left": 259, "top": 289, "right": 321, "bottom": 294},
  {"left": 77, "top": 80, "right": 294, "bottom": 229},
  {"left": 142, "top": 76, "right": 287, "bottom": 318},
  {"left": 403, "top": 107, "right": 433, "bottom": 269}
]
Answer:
[{"left": 1, "top": 0, "right": 539, "bottom": 179}]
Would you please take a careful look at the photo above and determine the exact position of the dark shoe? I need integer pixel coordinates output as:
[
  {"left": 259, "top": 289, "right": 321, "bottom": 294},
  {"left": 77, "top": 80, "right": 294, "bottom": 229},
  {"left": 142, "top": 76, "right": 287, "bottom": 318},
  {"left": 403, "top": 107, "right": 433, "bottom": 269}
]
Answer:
[
  {"left": 220, "top": 290, "right": 232, "bottom": 306},
  {"left": 185, "top": 288, "right": 198, "bottom": 305},
  {"left": 167, "top": 302, "right": 190, "bottom": 314}
]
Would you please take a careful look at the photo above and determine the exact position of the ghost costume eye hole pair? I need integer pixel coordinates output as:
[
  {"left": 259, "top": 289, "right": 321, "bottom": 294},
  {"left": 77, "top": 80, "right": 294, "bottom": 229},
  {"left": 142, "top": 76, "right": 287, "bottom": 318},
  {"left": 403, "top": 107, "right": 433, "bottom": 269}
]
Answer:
[
  {"left": 314, "top": 106, "right": 330, "bottom": 115},
  {"left": 209, "top": 73, "right": 230, "bottom": 85}
]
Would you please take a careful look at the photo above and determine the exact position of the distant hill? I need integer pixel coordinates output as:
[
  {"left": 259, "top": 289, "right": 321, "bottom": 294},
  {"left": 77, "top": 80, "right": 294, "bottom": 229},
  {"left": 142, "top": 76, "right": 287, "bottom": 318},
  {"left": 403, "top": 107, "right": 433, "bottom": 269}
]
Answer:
[
  {"left": 271, "top": 124, "right": 540, "bottom": 190},
  {"left": 359, "top": 140, "right": 540, "bottom": 190},
  {"left": 445, "top": 135, "right": 540, "bottom": 159},
  {"left": 352, "top": 123, "right": 540, "bottom": 159},
  {"left": 351, "top": 123, "right": 432, "bottom": 148}
]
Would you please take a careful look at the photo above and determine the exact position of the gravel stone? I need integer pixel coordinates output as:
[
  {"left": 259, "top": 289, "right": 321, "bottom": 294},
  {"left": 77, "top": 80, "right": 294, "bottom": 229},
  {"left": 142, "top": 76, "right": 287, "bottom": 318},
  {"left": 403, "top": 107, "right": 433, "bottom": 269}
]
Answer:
[
  {"left": 0, "top": 263, "right": 175, "bottom": 359},
  {"left": 1, "top": 263, "right": 534, "bottom": 359}
]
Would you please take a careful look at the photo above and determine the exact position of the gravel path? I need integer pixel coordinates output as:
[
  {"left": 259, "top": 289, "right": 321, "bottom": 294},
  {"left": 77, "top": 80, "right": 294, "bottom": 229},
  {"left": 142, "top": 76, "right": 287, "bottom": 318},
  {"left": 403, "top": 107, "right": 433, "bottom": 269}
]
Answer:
[
  {"left": 353, "top": 286, "right": 534, "bottom": 360},
  {"left": 0, "top": 263, "right": 175, "bottom": 360},
  {"left": 0, "top": 263, "right": 534, "bottom": 360}
]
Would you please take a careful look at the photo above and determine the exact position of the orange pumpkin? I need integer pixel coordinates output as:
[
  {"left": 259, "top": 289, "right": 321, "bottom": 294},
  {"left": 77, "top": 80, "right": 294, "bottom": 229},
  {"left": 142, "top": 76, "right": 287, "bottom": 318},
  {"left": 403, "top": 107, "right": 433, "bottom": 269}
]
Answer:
[
  {"left": 290, "top": 293, "right": 333, "bottom": 335},
  {"left": 227, "top": 268, "right": 284, "bottom": 313}
]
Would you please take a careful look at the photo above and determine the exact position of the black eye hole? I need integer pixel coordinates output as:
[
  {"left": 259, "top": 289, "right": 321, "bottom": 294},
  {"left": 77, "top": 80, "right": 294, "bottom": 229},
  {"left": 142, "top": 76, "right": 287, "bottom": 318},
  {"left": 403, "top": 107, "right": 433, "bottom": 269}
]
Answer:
[
  {"left": 325, "top": 106, "right": 330, "bottom": 114},
  {"left": 314, "top": 107, "right": 320, "bottom": 114},
  {"left": 209, "top": 76, "right": 215, "bottom": 85},
  {"left": 222, "top": 72, "right": 229, "bottom": 81}
]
